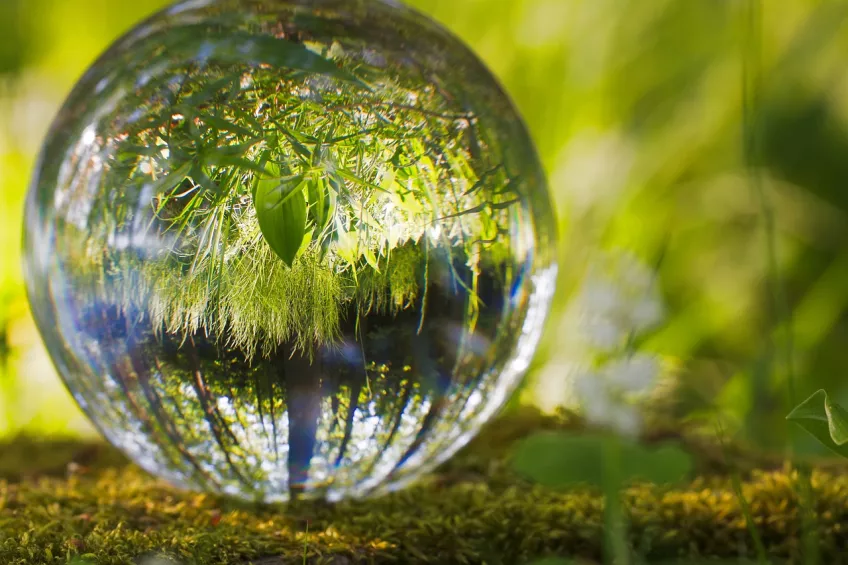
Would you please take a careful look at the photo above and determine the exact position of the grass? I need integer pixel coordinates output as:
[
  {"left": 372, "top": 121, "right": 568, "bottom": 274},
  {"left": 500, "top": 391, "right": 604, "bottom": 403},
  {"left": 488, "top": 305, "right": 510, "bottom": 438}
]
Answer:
[{"left": 0, "top": 409, "right": 846, "bottom": 565}]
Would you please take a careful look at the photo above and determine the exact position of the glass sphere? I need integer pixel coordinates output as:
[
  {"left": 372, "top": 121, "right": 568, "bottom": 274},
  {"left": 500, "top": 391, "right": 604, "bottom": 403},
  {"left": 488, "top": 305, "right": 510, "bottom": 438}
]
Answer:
[{"left": 23, "top": 0, "right": 556, "bottom": 502}]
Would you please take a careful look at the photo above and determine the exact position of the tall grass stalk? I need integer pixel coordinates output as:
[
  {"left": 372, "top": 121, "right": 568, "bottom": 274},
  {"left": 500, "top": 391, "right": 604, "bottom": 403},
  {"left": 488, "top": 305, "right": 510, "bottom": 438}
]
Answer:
[
  {"left": 602, "top": 436, "right": 629, "bottom": 565},
  {"left": 741, "top": 1, "right": 819, "bottom": 564},
  {"left": 715, "top": 419, "right": 768, "bottom": 564},
  {"left": 736, "top": 2, "right": 772, "bottom": 560}
]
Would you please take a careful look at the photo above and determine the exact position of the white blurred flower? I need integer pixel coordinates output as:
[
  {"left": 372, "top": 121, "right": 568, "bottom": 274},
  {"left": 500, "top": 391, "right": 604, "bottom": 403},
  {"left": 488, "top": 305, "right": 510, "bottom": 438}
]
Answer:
[
  {"left": 630, "top": 296, "right": 664, "bottom": 332},
  {"left": 532, "top": 249, "right": 666, "bottom": 431},
  {"left": 573, "top": 354, "right": 660, "bottom": 437},
  {"left": 581, "top": 281, "right": 624, "bottom": 313},
  {"left": 573, "top": 373, "right": 612, "bottom": 419},
  {"left": 582, "top": 312, "right": 625, "bottom": 351},
  {"left": 574, "top": 372, "right": 642, "bottom": 436},
  {"left": 569, "top": 250, "right": 664, "bottom": 352},
  {"left": 604, "top": 355, "right": 659, "bottom": 395}
]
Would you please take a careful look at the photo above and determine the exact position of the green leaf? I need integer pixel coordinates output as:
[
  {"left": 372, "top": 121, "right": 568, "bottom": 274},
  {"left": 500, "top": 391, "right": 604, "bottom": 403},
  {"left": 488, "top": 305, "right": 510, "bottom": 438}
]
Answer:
[
  {"left": 307, "top": 176, "right": 331, "bottom": 232},
  {"left": 787, "top": 389, "right": 848, "bottom": 457},
  {"left": 627, "top": 443, "right": 694, "bottom": 485},
  {"left": 334, "top": 227, "right": 358, "bottom": 265},
  {"left": 182, "top": 74, "right": 240, "bottom": 108},
  {"left": 315, "top": 181, "right": 338, "bottom": 258},
  {"left": 512, "top": 432, "right": 693, "bottom": 489},
  {"left": 200, "top": 139, "right": 262, "bottom": 166},
  {"left": 362, "top": 247, "right": 381, "bottom": 272},
  {"left": 202, "top": 114, "right": 255, "bottom": 138},
  {"left": 336, "top": 167, "right": 390, "bottom": 194},
  {"left": 512, "top": 433, "right": 604, "bottom": 488},
  {"left": 148, "top": 161, "right": 194, "bottom": 196},
  {"left": 116, "top": 144, "right": 162, "bottom": 160},
  {"left": 254, "top": 163, "right": 308, "bottom": 267},
  {"left": 280, "top": 127, "right": 312, "bottom": 160},
  {"left": 828, "top": 396, "right": 848, "bottom": 445},
  {"left": 203, "top": 155, "right": 267, "bottom": 175},
  {"left": 151, "top": 24, "right": 369, "bottom": 89},
  {"left": 211, "top": 31, "right": 367, "bottom": 88},
  {"left": 297, "top": 227, "right": 315, "bottom": 261}
]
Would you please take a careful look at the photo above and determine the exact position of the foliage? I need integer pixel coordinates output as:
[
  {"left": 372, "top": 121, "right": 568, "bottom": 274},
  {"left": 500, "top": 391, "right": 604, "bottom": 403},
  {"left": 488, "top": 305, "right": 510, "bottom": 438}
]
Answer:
[
  {"left": 62, "top": 21, "right": 521, "bottom": 357},
  {"left": 0, "top": 416, "right": 847, "bottom": 565},
  {"left": 511, "top": 431, "right": 693, "bottom": 489},
  {"left": 787, "top": 389, "right": 848, "bottom": 459},
  {"left": 254, "top": 163, "right": 309, "bottom": 268},
  {"left": 1, "top": 0, "right": 848, "bottom": 450}
]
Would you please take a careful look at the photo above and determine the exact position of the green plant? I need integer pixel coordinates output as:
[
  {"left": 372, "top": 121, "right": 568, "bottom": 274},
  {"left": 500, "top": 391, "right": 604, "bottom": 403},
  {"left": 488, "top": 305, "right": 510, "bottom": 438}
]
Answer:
[
  {"left": 4, "top": 430, "right": 847, "bottom": 565},
  {"left": 68, "top": 26, "right": 522, "bottom": 358},
  {"left": 512, "top": 431, "right": 693, "bottom": 565},
  {"left": 787, "top": 389, "right": 848, "bottom": 458},
  {"left": 511, "top": 432, "right": 693, "bottom": 490}
]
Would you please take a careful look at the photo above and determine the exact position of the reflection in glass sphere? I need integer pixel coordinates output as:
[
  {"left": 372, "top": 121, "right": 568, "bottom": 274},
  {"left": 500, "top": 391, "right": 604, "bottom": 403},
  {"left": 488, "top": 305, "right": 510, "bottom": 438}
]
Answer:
[{"left": 23, "top": 0, "right": 556, "bottom": 502}]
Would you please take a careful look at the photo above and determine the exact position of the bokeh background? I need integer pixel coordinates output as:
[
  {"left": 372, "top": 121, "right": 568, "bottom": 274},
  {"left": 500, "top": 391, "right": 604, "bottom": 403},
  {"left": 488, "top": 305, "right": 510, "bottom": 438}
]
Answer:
[{"left": 3, "top": 0, "right": 848, "bottom": 458}]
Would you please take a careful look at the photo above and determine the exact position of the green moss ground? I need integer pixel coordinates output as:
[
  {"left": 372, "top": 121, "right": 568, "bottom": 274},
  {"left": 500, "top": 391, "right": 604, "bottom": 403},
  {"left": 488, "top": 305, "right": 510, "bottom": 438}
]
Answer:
[{"left": 1, "top": 410, "right": 846, "bottom": 565}]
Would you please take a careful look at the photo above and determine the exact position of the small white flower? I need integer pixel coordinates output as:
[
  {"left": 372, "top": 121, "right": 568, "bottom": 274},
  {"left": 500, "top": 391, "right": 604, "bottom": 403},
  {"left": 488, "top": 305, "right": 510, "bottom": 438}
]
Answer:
[
  {"left": 573, "top": 372, "right": 643, "bottom": 437},
  {"left": 533, "top": 249, "right": 667, "bottom": 432},
  {"left": 580, "top": 281, "right": 624, "bottom": 317},
  {"left": 574, "top": 373, "right": 611, "bottom": 418},
  {"left": 607, "top": 404, "right": 642, "bottom": 437},
  {"left": 571, "top": 355, "right": 660, "bottom": 438},
  {"left": 582, "top": 313, "right": 626, "bottom": 351},
  {"left": 629, "top": 295, "right": 664, "bottom": 333},
  {"left": 604, "top": 354, "right": 659, "bottom": 395},
  {"left": 567, "top": 250, "right": 665, "bottom": 351}
]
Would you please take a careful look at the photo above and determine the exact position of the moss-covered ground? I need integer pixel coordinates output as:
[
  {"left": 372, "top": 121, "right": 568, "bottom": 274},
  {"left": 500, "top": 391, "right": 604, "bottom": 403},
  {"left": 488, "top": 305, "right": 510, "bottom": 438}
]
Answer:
[{"left": 1, "top": 409, "right": 846, "bottom": 565}]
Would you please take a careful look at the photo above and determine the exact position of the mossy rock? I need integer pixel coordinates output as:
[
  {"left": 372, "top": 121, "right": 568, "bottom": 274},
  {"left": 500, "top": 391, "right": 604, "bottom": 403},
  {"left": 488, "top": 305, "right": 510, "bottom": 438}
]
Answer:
[{"left": 0, "top": 410, "right": 845, "bottom": 565}]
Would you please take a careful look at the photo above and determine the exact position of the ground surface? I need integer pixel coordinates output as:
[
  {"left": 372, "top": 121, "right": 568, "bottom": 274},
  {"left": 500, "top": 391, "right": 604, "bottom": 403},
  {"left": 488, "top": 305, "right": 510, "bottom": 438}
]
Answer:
[{"left": 0, "top": 409, "right": 846, "bottom": 565}]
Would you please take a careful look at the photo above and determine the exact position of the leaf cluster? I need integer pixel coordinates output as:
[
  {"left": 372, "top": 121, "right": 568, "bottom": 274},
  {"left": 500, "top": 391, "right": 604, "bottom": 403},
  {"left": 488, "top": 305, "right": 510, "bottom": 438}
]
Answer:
[{"left": 70, "top": 33, "right": 519, "bottom": 354}]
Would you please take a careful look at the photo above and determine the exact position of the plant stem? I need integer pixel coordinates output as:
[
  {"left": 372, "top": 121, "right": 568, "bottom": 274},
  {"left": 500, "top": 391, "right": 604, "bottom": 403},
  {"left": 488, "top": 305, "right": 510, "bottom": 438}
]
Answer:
[
  {"left": 730, "top": 471, "right": 768, "bottom": 564},
  {"left": 742, "top": 3, "right": 815, "bottom": 565},
  {"left": 715, "top": 419, "right": 768, "bottom": 564},
  {"left": 796, "top": 462, "right": 820, "bottom": 565},
  {"left": 602, "top": 436, "right": 628, "bottom": 565}
]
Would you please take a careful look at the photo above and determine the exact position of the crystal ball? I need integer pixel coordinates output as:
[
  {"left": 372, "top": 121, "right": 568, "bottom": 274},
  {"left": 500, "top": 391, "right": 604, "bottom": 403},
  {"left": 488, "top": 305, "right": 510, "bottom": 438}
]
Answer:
[{"left": 23, "top": 0, "right": 557, "bottom": 501}]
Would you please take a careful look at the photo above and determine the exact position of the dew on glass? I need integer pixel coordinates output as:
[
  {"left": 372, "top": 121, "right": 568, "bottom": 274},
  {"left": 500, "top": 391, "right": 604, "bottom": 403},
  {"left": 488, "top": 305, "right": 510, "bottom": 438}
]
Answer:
[{"left": 23, "top": 0, "right": 557, "bottom": 502}]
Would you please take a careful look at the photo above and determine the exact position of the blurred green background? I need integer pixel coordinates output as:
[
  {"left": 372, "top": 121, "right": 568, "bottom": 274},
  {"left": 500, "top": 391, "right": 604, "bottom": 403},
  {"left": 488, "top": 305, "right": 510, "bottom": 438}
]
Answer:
[{"left": 2, "top": 0, "right": 848, "bottom": 456}]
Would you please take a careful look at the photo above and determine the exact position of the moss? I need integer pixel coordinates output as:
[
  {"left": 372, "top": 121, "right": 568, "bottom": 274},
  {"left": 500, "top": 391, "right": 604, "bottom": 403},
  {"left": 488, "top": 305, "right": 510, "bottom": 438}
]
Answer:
[{"left": 0, "top": 411, "right": 846, "bottom": 565}]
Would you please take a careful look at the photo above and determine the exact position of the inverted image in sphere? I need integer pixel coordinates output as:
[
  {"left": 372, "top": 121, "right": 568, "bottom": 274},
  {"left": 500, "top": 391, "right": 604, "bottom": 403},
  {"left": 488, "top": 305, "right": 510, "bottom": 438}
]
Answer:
[{"left": 24, "top": 0, "right": 557, "bottom": 502}]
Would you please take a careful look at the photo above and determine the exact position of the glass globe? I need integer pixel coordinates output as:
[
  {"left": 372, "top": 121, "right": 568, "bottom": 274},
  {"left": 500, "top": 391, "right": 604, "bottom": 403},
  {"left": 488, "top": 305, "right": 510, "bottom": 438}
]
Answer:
[{"left": 23, "top": 0, "right": 557, "bottom": 502}]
